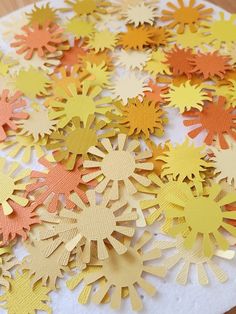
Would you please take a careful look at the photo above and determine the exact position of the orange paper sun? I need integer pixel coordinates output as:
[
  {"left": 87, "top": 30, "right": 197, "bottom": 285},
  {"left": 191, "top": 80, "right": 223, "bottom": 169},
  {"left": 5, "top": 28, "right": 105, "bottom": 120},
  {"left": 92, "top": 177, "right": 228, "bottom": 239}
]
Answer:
[
  {"left": 161, "top": 0, "right": 213, "bottom": 34},
  {"left": 184, "top": 96, "right": 236, "bottom": 149},
  {"left": 11, "top": 22, "right": 64, "bottom": 60},
  {"left": 118, "top": 26, "right": 155, "bottom": 50}
]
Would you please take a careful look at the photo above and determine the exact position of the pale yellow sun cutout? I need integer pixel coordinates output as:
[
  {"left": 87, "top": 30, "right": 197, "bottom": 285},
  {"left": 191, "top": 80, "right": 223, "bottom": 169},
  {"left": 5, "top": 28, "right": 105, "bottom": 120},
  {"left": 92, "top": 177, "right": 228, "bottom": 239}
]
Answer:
[
  {"left": 115, "top": 49, "right": 151, "bottom": 71},
  {"left": 124, "top": 3, "right": 157, "bottom": 27},
  {"left": 83, "top": 134, "right": 153, "bottom": 200},
  {"left": 87, "top": 30, "right": 118, "bottom": 52},
  {"left": 167, "top": 184, "right": 236, "bottom": 257},
  {"left": 163, "top": 81, "right": 211, "bottom": 113},
  {"left": 49, "top": 81, "right": 112, "bottom": 127}
]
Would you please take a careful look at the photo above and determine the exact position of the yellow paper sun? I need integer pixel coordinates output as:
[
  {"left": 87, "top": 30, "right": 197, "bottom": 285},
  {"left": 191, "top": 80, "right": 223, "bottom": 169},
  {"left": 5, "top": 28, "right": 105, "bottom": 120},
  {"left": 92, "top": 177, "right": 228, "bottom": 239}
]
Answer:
[
  {"left": 0, "top": 271, "right": 51, "bottom": 314},
  {"left": 163, "top": 81, "right": 210, "bottom": 113},
  {"left": 159, "top": 140, "right": 212, "bottom": 191},
  {"left": 0, "top": 51, "right": 17, "bottom": 76},
  {"left": 144, "top": 50, "right": 171, "bottom": 77},
  {"left": 140, "top": 173, "right": 191, "bottom": 225},
  {"left": 26, "top": 3, "right": 58, "bottom": 26},
  {"left": 161, "top": 0, "right": 212, "bottom": 34},
  {"left": 167, "top": 184, "right": 236, "bottom": 257},
  {"left": 14, "top": 67, "right": 50, "bottom": 98},
  {"left": 49, "top": 81, "right": 112, "bottom": 127},
  {"left": 108, "top": 97, "right": 167, "bottom": 139},
  {"left": 156, "top": 235, "right": 233, "bottom": 285},
  {"left": 0, "top": 132, "right": 46, "bottom": 164},
  {"left": 83, "top": 231, "right": 166, "bottom": 311},
  {"left": 81, "top": 61, "right": 111, "bottom": 87},
  {"left": 66, "top": 17, "right": 95, "bottom": 39},
  {"left": 83, "top": 134, "right": 153, "bottom": 199},
  {"left": 47, "top": 116, "right": 115, "bottom": 170},
  {"left": 203, "top": 12, "right": 236, "bottom": 49},
  {"left": 124, "top": 3, "right": 157, "bottom": 27},
  {"left": 174, "top": 28, "right": 209, "bottom": 50},
  {"left": 56, "top": 190, "right": 137, "bottom": 261},
  {"left": 87, "top": 30, "right": 118, "bottom": 52},
  {"left": 0, "top": 159, "right": 29, "bottom": 215},
  {"left": 62, "top": 0, "right": 109, "bottom": 18},
  {"left": 115, "top": 49, "right": 151, "bottom": 71}
]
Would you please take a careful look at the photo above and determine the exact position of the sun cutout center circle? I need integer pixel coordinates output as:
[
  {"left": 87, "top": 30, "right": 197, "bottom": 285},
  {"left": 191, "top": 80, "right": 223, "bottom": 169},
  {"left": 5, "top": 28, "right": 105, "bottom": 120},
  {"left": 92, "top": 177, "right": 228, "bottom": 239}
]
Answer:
[
  {"left": 101, "top": 150, "right": 136, "bottom": 180},
  {"left": 185, "top": 197, "right": 222, "bottom": 233},
  {"left": 174, "top": 8, "right": 199, "bottom": 23}
]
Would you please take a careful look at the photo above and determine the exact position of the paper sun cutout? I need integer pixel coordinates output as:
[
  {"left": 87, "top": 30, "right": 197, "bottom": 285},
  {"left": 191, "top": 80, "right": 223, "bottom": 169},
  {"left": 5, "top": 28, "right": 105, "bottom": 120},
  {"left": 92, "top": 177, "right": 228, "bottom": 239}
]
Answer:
[
  {"left": 190, "top": 52, "right": 231, "bottom": 79},
  {"left": 0, "top": 89, "right": 28, "bottom": 141},
  {"left": 156, "top": 236, "right": 232, "bottom": 285},
  {"left": 22, "top": 239, "right": 68, "bottom": 290},
  {"left": 57, "top": 190, "right": 137, "bottom": 261},
  {"left": 159, "top": 140, "right": 212, "bottom": 190},
  {"left": 167, "top": 184, "right": 236, "bottom": 257},
  {"left": 145, "top": 50, "right": 171, "bottom": 77},
  {"left": 81, "top": 62, "right": 111, "bottom": 88},
  {"left": 49, "top": 81, "right": 112, "bottom": 127},
  {"left": 83, "top": 134, "right": 153, "bottom": 200},
  {"left": 26, "top": 3, "right": 58, "bottom": 26},
  {"left": 14, "top": 67, "right": 50, "bottom": 98},
  {"left": 183, "top": 96, "right": 236, "bottom": 149},
  {"left": 87, "top": 30, "right": 118, "bottom": 53},
  {"left": 0, "top": 159, "right": 30, "bottom": 215},
  {"left": 0, "top": 271, "right": 51, "bottom": 314},
  {"left": 17, "top": 105, "right": 56, "bottom": 142},
  {"left": 66, "top": 18, "right": 95, "bottom": 39},
  {"left": 161, "top": 0, "right": 212, "bottom": 34},
  {"left": 211, "top": 144, "right": 236, "bottom": 188},
  {"left": 124, "top": 3, "right": 157, "bottom": 27},
  {"left": 118, "top": 26, "right": 155, "bottom": 50},
  {"left": 84, "top": 231, "right": 166, "bottom": 311},
  {"left": 110, "top": 72, "right": 150, "bottom": 104},
  {"left": 0, "top": 247, "right": 17, "bottom": 289},
  {"left": 108, "top": 98, "right": 167, "bottom": 138},
  {"left": 62, "top": 0, "right": 109, "bottom": 18},
  {"left": 47, "top": 116, "right": 115, "bottom": 170},
  {"left": 115, "top": 49, "right": 151, "bottom": 71},
  {"left": 164, "top": 45, "right": 194, "bottom": 78},
  {"left": 26, "top": 157, "right": 96, "bottom": 212},
  {"left": 145, "top": 81, "right": 169, "bottom": 104},
  {"left": 163, "top": 81, "right": 210, "bottom": 113},
  {"left": 11, "top": 22, "right": 64, "bottom": 60},
  {"left": 59, "top": 40, "right": 87, "bottom": 69},
  {"left": 0, "top": 201, "right": 39, "bottom": 245}
]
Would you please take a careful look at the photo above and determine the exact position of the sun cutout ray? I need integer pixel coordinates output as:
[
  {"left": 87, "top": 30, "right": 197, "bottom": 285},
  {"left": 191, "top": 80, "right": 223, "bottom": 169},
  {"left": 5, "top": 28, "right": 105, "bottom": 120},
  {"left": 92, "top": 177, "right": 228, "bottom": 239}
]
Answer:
[
  {"left": 161, "top": 0, "right": 212, "bottom": 34},
  {"left": 183, "top": 96, "right": 236, "bottom": 149},
  {"left": 163, "top": 81, "right": 210, "bottom": 113},
  {"left": 0, "top": 159, "right": 30, "bottom": 215},
  {"left": 26, "top": 157, "right": 96, "bottom": 212},
  {"left": 167, "top": 184, "right": 236, "bottom": 257},
  {"left": 156, "top": 235, "right": 233, "bottom": 285},
  {"left": 84, "top": 231, "right": 166, "bottom": 311},
  {"left": 0, "top": 271, "right": 51, "bottom": 314},
  {"left": 56, "top": 189, "right": 137, "bottom": 262},
  {"left": 49, "top": 81, "right": 112, "bottom": 127},
  {"left": 83, "top": 134, "right": 153, "bottom": 200},
  {"left": 47, "top": 116, "right": 115, "bottom": 170}
]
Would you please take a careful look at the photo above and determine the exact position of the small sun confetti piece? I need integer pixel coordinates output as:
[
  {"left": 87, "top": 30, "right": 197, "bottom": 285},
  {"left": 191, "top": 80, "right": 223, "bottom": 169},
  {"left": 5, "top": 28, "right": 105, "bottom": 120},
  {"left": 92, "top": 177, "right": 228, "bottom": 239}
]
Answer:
[
  {"left": 123, "top": 3, "right": 157, "bottom": 27},
  {"left": 22, "top": 239, "right": 68, "bottom": 290},
  {"left": 14, "top": 67, "right": 51, "bottom": 98},
  {"left": 26, "top": 3, "right": 59, "bottom": 26},
  {"left": 0, "top": 159, "right": 30, "bottom": 215},
  {"left": 145, "top": 80, "right": 169, "bottom": 104},
  {"left": 144, "top": 50, "right": 171, "bottom": 77},
  {"left": 83, "top": 133, "right": 153, "bottom": 199},
  {"left": 115, "top": 49, "right": 151, "bottom": 71},
  {"left": 0, "top": 271, "right": 51, "bottom": 314},
  {"left": 56, "top": 189, "right": 137, "bottom": 261},
  {"left": 47, "top": 116, "right": 115, "bottom": 170},
  {"left": 156, "top": 235, "right": 233, "bottom": 285},
  {"left": 183, "top": 96, "right": 236, "bottom": 149},
  {"left": 118, "top": 25, "right": 155, "bottom": 50},
  {"left": 86, "top": 30, "right": 118, "bottom": 52},
  {"left": 0, "top": 201, "right": 39, "bottom": 245},
  {"left": 163, "top": 81, "right": 210, "bottom": 113},
  {"left": 11, "top": 22, "right": 64, "bottom": 60},
  {"left": 65, "top": 18, "right": 95, "bottom": 39},
  {"left": 49, "top": 81, "right": 112, "bottom": 127},
  {"left": 148, "top": 26, "right": 172, "bottom": 47},
  {"left": 110, "top": 72, "right": 150, "bottom": 104},
  {"left": 0, "top": 246, "right": 17, "bottom": 289},
  {"left": 61, "top": 0, "right": 109, "bottom": 18},
  {"left": 0, "top": 89, "right": 28, "bottom": 141},
  {"left": 83, "top": 231, "right": 167, "bottom": 311},
  {"left": 167, "top": 184, "right": 236, "bottom": 257},
  {"left": 80, "top": 61, "right": 111, "bottom": 88},
  {"left": 26, "top": 157, "right": 96, "bottom": 212},
  {"left": 161, "top": 0, "right": 213, "bottom": 34},
  {"left": 190, "top": 51, "right": 231, "bottom": 79}
]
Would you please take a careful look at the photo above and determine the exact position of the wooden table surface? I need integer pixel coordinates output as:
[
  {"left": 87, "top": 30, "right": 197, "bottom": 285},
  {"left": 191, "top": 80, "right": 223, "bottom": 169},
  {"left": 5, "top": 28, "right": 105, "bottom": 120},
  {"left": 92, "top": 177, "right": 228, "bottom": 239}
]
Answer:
[{"left": 0, "top": 0, "right": 236, "bottom": 313}]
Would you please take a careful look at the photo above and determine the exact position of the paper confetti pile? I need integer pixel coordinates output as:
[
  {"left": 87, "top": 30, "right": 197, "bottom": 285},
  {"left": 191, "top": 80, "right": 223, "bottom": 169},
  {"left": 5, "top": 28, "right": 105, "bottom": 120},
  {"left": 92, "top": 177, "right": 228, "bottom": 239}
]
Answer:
[{"left": 0, "top": 0, "right": 236, "bottom": 312}]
